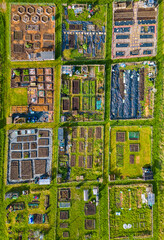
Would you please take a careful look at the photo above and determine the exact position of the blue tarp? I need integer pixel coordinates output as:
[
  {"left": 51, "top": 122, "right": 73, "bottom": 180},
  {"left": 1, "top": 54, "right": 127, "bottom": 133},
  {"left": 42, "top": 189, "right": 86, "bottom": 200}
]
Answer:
[
  {"left": 116, "top": 35, "right": 129, "bottom": 39},
  {"left": 110, "top": 64, "right": 142, "bottom": 120}
]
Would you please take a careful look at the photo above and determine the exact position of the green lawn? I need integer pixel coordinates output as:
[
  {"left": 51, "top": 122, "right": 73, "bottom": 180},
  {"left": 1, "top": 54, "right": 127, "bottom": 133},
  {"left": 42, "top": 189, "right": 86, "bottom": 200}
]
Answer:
[
  {"left": 110, "top": 126, "right": 152, "bottom": 179},
  {"left": 58, "top": 126, "right": 104, "bottom": 182},
  {"left": 10, "top": 88, "right": 28, "bottom": 106},
  {"left": 4, "top": 187, "right": 51, "bottom": 239},
  {"left": 57, "top": 186, "right": 100, "bottom": 240},
  {"left": 109, "top": 184, "right": 153, "bottom": 239}
]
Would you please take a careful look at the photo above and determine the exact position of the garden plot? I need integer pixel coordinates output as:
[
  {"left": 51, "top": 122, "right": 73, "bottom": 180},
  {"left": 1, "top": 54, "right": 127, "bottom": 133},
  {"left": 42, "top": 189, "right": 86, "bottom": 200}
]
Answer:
[
  {"left": 112, "top": 0, "right": 157, "bottom": 59},
  {"left": 57, "top": 186, "right": 100, "bottom": 239},
  {"left": 7, "top": 128, "right": 52, "bottom": 184},
  {"left": 61, "top": 65, "right": 105, "bottom": 122},
  {"left": 110, "top": 126, "right": 152, "bottom": 180},
  {"left": 10, "top": 4, "right": 55, "bottom": 61},
  {"left": 62, "top": 3, "right": 106, "bottom": 60},
  {"left": 109, "top": 184, "right": 154, "bottom": 239},
  {"left": 5, "top": 188, "right": 50, "bottom": 239},
  {"left": 58, "top": 126, "right": 104, "bottom": 182},
  {"left": 10, "top": 68, "right": 54, "bottom": 123},
  {"left": 110, "top": 62, "right": 156, "bottom": 120}
]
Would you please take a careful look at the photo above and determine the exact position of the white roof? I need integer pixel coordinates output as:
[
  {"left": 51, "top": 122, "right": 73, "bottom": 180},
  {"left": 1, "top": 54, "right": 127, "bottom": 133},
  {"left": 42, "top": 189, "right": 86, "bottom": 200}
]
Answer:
[
  {"left": 38, "top": 178, "right": 51, "bottom": 185},
  {"left": 93, "top": 188, "right": 98, "bottom": 195},
  {"left": 83, "top": 189, "right": 89, "bottom": 201}
]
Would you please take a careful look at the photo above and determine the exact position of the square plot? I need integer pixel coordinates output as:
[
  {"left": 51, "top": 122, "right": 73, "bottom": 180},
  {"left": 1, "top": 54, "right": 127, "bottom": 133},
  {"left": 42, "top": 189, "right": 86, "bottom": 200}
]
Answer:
[
  {"left": 96, "top": 127, "right": 102, "bottom": 139},
  {"left": 79, "top": 142, "right": 84, "bottom": 152},
  {"left": 63, "top": 232, "right": 69, "bottom": 238},
  {"left": 85, "top": 219, "right": 95, "bottom": 230},
  {"left": 60, "top": 211, "right": 69, "bottom": 220},
  {"left": 109, "top": 184, "right": 153, "bottom": 239},
  {"left": 59, "top": 189, "right": 71, "bottom": 201},
  {"left": 11, "top": 4, "right": 55, "bottom": 61},
  {"left": 110, "top": 126, "right": 151, "bottom": 179},
  {"left": 130, "top": 144, "right": 140, "bottom": 152},
  {"left": 8, "top": 128, "right": 52, "bottom": 184},
  {"left": 57, "top": 187, "right": 100, "bottom": 239},
  {"left": 70, "top": 155, "right": 76, "bottom": 167},
  {"left": 63, "top": 99, "right": 70, "bottom": 111},
  {"left": 72, "top": 97, "right": 79, "bottom": 110},
  {"left": 11, "top": 143, "right": 22, "bottom": 150},
  {"left": 116, "top": 132, "right": 125, "bottom": 142},
  {"left": 62, "top": 4, "right": 106, "bottom": 60},
  {"left": 79, "top": 156, "right": 84, "bottom": 168},
  {"left": 38, "top": 138, "right": 49, "bottom": 146},
  {"left": 130, "top": 155, "right": 134, "bottom": 164},
  {"left": 72, "top": 128, "right": 77, "bottom": 138},
  {"left": 23, "top": 143, "right": 29, "bottom": 150},
  {"left": 10, "top": 161, "right": 19, "bottom": 180},
  {"left": 11, "top": 151, "right": 22, "bottom": 159},
  {"left": 39, "top": 130, "right": 49, "bottom": 137},
  {"left": 38, "top": 147, "right": 49, "bottom": 157},
  {"left": 31, "top": 142, "right": 37, "bottom": 149},
  {"left": 58, "top": 126, "right": 103, "bottom": 182},
  {"left": 35, "top": 159, "right": 46, "bottom": 175},
  {"left": 14, "top": 31, "right": 23, "bottom": 40},
  {"left": 31, "top": 151, "right": 37, "bottom": 158},
  {"left": 13, "top": 44, "right": 24, "bottom": 53},
  {"left": 61, "top": 65, "right": 105, "bottom": 122},
  {"left": 80, "top": 127, "right": 85, "bottom": 138},
  {"left": 10, "top": 68, "right": 52, "bottom": 124},
  {"left": 21, "top": 160, "right": 33, "bottom": 179},
  {"left": 72, "top": 80, "right": 80, "bottom": 94},
  {"left": 129, "top": 131, "right": 140, "bottom": 140},
  {"left": 60, "top": 223, "right": 69, "bottom": 228},
  {"left": 112, "top": 2, "right": 157, "bottom": 59},
  {"left": 87, "top": 156, "right": 93, "bottom": 168},
  {"left": 84, "top": 203, "right": 96, "bottom": 215},
  {"left": 110, "top": 63, "right": 156, "bottom": 120},
  {"left": 116, "top": 145, "right": 124, "bottom": 167}
]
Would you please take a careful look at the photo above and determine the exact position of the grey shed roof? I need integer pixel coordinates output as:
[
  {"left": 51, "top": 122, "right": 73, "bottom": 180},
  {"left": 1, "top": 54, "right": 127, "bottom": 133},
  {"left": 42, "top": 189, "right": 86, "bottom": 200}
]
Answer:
[{"left": 36, "top": 51, "right": 55, "bottom": 60}]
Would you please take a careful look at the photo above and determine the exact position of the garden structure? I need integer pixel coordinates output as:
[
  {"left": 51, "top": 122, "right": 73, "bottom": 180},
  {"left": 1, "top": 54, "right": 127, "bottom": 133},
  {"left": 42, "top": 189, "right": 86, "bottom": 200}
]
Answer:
[
  {"left": 10, "top": 68, "right": 54, "bottom": 123},
  {"left": 58, "top": 126, "right": 104, "bottom": 182},
  {"left": 62, "top": 3, "right": 107, "bottom": 60},
  {"left": 112, "top": 0, "right": 157, "bottom": 58},
  {"left": 110, "top": 62, "right": 156, "bottom": 120},
  {"left": 11, "top": 4, "right": 55, "bottom": 61},
  {"left": 7, "top": 129, "right": 52, "bottom": 184},
  {"left": 61, "top": 65, "right": 105, "bottom": 122},
  {"left": 110, "top": 126, "right": 152, "bottom": 180},
  {"left": 57, "top": 186, "right": 100, "bottom": 239},
  {"left": 109, "top": 184, "right": 154, "bottom": 239}
]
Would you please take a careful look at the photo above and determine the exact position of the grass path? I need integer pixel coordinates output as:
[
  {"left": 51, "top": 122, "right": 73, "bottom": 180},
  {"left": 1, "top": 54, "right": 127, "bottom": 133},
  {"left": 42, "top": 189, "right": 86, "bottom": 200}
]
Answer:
[{"left": 0, "top": 0, "right": 163, "bottom": 239}]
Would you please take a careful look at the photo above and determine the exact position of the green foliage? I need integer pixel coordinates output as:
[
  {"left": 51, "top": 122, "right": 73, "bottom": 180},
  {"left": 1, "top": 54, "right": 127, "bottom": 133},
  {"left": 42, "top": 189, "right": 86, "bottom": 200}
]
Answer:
[
  {"left": 23, "top": 69, "right": 29, "bottom": 75},
  {"left": 10, "top": 88, "right": 28, "bottom": 106},
  {"left": 13, "top": 69, "right": 21, "bottom": 76},
  {"left": 61, "top": 84, "right": 69, "bottom": 95},
  {"left": 70, "top": 49, "right": 83, "bottom": 59},
  {"left": 63, "top": 49, "right": 72, "bottom": 60},
  {"left": 82, "top": 43, "right": 87, "bottom": 50},
  {"left": 25, "top": 42, "right": 32, "bottom": 48}
]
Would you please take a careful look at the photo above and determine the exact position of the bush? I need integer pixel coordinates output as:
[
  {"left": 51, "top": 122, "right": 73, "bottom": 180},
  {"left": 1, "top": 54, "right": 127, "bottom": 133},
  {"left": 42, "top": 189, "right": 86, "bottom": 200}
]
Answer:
[
  {"left": 70, "top": 49, "right": 83, "bottom": 59},
  {"left": 13, "top": 69, "right": 21, "bottom": 76},
  {"left": 63, "top": 49, "right": 71, "bottom": 60}
]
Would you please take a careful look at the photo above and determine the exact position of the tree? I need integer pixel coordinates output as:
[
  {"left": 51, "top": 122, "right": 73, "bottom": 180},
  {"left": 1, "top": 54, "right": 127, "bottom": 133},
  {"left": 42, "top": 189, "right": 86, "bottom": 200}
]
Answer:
[{"left": 63, "top": 49, "right": 71, "bottom": 60}]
